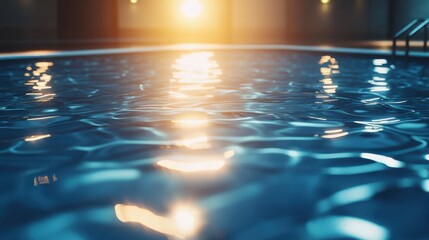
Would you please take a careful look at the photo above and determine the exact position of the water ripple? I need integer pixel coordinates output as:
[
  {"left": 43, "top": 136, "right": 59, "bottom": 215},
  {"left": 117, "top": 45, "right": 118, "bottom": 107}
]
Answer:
[{"left": 1, "top": 50, "right": 429, "bottom": 239}]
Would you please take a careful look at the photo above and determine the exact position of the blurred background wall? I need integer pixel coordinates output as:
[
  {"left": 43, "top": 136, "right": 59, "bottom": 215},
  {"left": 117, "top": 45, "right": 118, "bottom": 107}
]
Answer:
[
  {"left": 118, "top": 0, "right": 231, "bottom": 43},
  {"left": 0, "top": 0, "right": 57, "bottom": 41},
  {"left": 57, "top": 0, "right": 118, "bottom": 40},
  {"left": 391, "top": 0, "right": 429, "bottom": 32},
  {"left": 232, "top": 0, "right": 286, "bottom": 43},
  {"left": 0, "top": 0, "right": 428, "bottom": 50}
]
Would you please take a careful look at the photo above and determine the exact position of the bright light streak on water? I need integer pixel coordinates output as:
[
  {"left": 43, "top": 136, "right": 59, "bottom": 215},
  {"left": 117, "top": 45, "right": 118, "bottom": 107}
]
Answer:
[
  {"left": 24, "top": 134, "right": 51, "bottom": 142},
  {"left": 374, "top": 67, "right": 390, "bottom": 74},
  {"left": 115, "top": 203, "right": 201, "bottom": 239},
  {"left": 1, "top": 50, "right": 429, "bottom": 239},
  {"left": 321, "top": 129, "right": 348, "bottom": 139},
  {"left": 360, "top": 153, "right": 404, "bottom": 168},
  {"left": 157, "top": 159, "right": 226, "bottom": 173},
  {"left": 373, "top": 59, "right": 388, "bottom": 66}
]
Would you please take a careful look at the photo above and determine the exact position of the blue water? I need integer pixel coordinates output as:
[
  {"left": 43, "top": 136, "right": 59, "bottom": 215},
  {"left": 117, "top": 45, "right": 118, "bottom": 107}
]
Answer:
[{"left": 1, "top": 49, "right": 429, "bottom": 239}]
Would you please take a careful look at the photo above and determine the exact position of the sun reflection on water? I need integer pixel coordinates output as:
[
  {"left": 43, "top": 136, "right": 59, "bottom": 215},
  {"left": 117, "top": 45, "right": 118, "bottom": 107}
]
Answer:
[
  {"left": 369, "top": 59, "right": 390, "bottom": 93},
  {"left": 316, "top": 56, "right": 349, "bottom": 139},
  {"left": 170, "top": 51, "right": 222, "bottom": 100},
  {"left": 175, "top": 134, "right": 210, "bottom": 150},
  {"left": 321, "top": 129, "right": 349, "bottom": 139},
  {"left": 25, "top": 134, "right": 51, "bottom": 142},
  {"left": 115, "top": 203, "right": 202, "bottom": 239},
  {"left": 24, "top": 61, "right": 55, "bottom": 102},
  {"left": 172, "top": 114, "right": 209, "bottom": 128},
  {"left": 317, "top": 56, "right": 339, "bottom": 101},
  {"left": 23, "top": 61, "right": 56, "bottom": 143},
  {"left": 162, "top": 51, "right": 230, "bottom": 174},
  {"left": 157, "top": 158, "right": 226, "bottom": 173},
  {"left": 116, "top": 52, "right": 231, "bottom": 238}
]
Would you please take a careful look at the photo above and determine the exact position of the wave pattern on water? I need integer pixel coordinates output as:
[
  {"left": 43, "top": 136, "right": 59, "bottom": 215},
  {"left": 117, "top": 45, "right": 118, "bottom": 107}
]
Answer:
[{"left": 1, "top": 50, "right": 429, "bottom": 239}]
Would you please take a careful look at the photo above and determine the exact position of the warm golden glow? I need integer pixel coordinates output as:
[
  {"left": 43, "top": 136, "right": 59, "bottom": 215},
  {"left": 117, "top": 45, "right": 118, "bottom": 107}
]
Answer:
[
  {"left": 321, "top": 0, "right": 330, "bottom": 4},
  {"left": 172, "top": 115, "right": 209, "bottom": 127},
  {"left": 182, "top": 0, "right": 202, "bottom": 18},
  {"left": 24, "top": 61, "right": 55, "bottom": 102},
  {"left": 130, "top": 0, "right": 138, "bottom": 4},
  {"left": 170, "top": 51, "right": 222, "bottom": 100},
  {"left": 172, "top": 205, "right": 199, "bottom": 235},
  {"left": 172, "top": 116, "right": 208, "bottom": 127},
  {"left": 115, "top": 203, "right": 201, "bottom": 238},
  {"left": 317, "top": 56, "right": 339, "bottom": 101},
  {"left": 159, "top": 52, "right": 231, "bottom": 175},
  {"left": 321, "top": 129, "right": 348, "bottom": 139},
  {"left": 25, "top": 134, "right": 51, "bottom": 142},
  {"left": 157, "top": 159, "right": 225, "bottom": 173},
  {"left": 320, "top": 67, "right": 332, "bottom": 76},
  {"left": 175, "top": 135, "right": 210, "bottom": 150},
  {"left": 223, "top": 150, "right": 236, "bottom": 159}
]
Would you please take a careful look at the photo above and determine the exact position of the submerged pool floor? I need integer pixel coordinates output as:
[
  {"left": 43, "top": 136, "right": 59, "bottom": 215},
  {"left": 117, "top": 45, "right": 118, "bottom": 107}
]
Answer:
[{"left": 1, "top": 49, "right": 429, "bottom": 239}]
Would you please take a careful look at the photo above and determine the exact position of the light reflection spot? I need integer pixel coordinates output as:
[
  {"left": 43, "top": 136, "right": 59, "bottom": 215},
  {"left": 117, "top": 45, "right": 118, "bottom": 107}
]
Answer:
[
  {"left": 115, "top": 204, "right": 201, "bottom": 238},
  {"left": 360, "top": 153, "right": 404, "bottom": 168},
  {"left": 157, "top": 159, "right": 225, "bottom": 173},
  {"left": 25, "top": 134, "right": 51, "bottom": 142}
]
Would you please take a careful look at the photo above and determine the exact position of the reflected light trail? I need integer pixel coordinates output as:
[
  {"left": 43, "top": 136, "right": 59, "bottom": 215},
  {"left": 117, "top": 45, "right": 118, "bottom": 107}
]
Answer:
[
  {"left": 170, "top": 51, "right": 222, "bottom": 100},
  {"left": 321, "top": 129, "right": 348, "bottom": 139},
  {"left": 369, "top": 60, "right": 390, "bottom": 92},
  {"left": 115, "top": 204, "right": 201, "bottom": 239},
  {"left": 172, "top": 117, "right": 208, "bottom": 127},
  {"left": 354, "top": 117, "right": 399, "bottom": 133},
  {"left": 156, "top": 149, "right": 235, "bottom": 173},
  {"left": 360, "top": 153, "right": 404, "bottom": 168},
  {"left": 175, "top": 135, "right": 210, "bottom": 150},
  {"left": 157, "top": 159, "right": 225, "bottom": 173},
  {"left": 158, "top": 51, "right": 232, "bottom": 174},
  {"left": 373, "top": 59, "right": 388, "bottom": 66},
  {"left": 25, "top": 134, "right": 51, "bottom": 142},
  {"left": 24, "top": 61, "right": 55, "bottom": 102},
  {"left": 27, "top": 116, "right": 58, "bottom": 121},
  {"left": 374, "top": 67, "right": 390, "bottom": 74},
  {"left": 317, "top": 55, "right": 339, "bottom": 102}
]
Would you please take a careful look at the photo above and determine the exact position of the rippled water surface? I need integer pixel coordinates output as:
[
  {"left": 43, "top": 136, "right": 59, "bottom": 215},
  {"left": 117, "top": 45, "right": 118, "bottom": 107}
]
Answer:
[{"left": 1, "top": 49, "right": 429, "bottom": 239}]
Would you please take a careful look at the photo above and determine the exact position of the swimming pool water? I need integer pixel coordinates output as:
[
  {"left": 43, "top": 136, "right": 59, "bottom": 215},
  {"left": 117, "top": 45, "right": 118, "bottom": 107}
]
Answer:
[{"left": 1, "top": 49, "right": 429, "bottom": 239}]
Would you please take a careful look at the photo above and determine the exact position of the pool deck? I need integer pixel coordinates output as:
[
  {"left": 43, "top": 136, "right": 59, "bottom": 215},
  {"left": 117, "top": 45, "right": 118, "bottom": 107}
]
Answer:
[{"left": 0, "top": 44, "right": 428, "bottom": 60}]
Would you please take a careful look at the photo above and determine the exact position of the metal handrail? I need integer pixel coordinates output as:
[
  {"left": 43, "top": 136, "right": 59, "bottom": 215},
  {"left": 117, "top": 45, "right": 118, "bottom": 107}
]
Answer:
[
  {"left": 405, "top": 18, "right": 429, "bottom": 57},
  {"left": 392, "top": 18, "right": 423, "bottom": 57}
]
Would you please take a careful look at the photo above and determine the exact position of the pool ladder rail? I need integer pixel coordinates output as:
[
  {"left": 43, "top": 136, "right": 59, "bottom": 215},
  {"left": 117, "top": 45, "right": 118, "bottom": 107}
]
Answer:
[{"left": 392, "top": 18, "right": 429, "bottom": 58}]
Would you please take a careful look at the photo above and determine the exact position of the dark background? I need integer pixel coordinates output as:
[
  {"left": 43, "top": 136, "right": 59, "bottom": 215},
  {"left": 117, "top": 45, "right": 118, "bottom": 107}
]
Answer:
[{"left": 0, "top": 0, "right": 427, "bottom": 51}]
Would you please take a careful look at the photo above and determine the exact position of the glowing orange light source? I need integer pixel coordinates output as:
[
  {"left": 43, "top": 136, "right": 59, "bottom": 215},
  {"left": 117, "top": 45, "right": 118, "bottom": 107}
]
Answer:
[
  {"left": 130, "top": 0, "right": 138, "bottom": 4},
  {"left": 182, "top": 0, "right": 202, "bottom": 18},
  {"left": 321, "top": 0, "right": 330, "bottom": 3}
]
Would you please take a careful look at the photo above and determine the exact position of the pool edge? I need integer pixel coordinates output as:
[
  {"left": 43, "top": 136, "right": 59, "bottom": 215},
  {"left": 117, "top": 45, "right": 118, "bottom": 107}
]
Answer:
[{"left": 0, "top": 44, "right": 427, "bottom": 60}]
